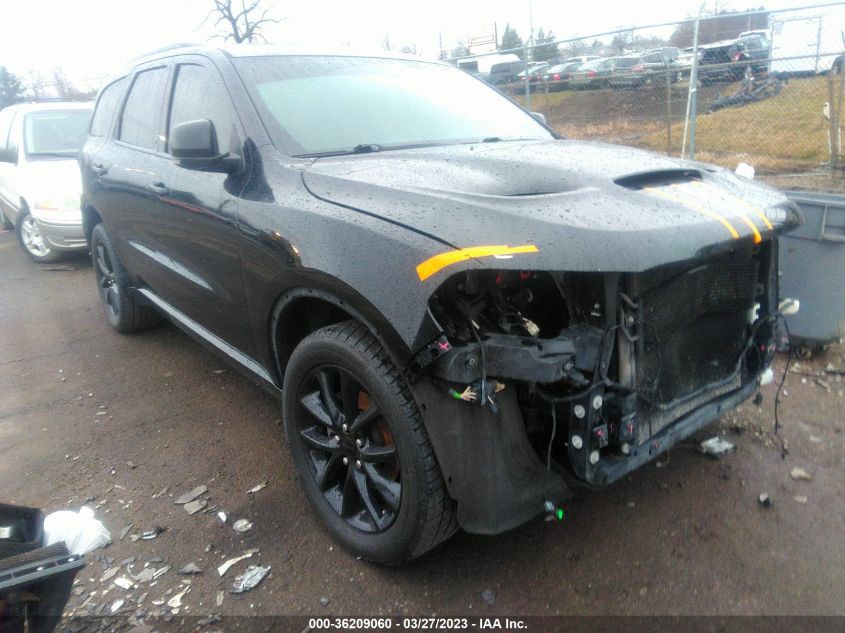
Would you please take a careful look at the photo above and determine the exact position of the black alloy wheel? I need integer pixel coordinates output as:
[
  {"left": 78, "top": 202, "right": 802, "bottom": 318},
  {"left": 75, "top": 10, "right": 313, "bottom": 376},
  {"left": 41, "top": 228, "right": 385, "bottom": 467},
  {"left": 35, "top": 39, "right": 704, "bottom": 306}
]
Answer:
[{"left": 295, "top": 365, "right": 401, "bottom": 533}]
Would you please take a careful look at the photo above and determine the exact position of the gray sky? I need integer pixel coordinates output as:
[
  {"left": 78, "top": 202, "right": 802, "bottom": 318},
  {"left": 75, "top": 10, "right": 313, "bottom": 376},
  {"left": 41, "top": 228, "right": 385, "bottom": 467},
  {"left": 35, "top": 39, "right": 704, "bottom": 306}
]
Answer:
[{"left": 0, "top": 0, "right": 814, "bottom": 90}]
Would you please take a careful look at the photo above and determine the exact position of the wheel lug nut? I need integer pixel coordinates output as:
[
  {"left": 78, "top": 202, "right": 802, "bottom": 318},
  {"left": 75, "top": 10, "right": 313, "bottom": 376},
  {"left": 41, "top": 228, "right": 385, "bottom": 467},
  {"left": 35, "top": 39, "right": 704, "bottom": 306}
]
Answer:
[
  {"left": 356, "top": 439, "right": 363, "bottom": 447},
  {"left": 355, "top": 460, "right": 362, "bottom": 469},
  {"left": 342, "top": 457, "right": 349, "bottom": 465},
  {"left": 342, "top": 423, "right": 349, "bottom": 433},
  {"left": 333, "top": 435, "right": 340, "bottom": 442}
]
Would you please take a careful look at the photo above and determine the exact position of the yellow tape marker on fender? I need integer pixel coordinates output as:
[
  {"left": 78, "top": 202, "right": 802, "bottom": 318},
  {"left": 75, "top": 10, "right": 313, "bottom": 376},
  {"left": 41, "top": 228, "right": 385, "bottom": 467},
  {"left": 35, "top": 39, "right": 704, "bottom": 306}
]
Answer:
[{"left": 416, "top": 245, "right": 540, "bottom": 282}]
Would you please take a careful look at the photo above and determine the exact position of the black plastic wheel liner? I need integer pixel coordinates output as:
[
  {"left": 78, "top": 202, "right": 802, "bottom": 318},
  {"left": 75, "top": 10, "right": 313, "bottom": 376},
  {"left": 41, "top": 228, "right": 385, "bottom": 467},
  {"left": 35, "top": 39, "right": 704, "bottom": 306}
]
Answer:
[{"left": 412, "top": 376, "right": 569, "bottom": 535}]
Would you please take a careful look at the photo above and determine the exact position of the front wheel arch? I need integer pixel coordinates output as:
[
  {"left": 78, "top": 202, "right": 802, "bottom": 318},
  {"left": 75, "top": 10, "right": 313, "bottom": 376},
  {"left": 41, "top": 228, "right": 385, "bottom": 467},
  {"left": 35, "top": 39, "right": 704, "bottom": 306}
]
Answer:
[{"left": 270, "top": 285, "right": 411, "bottom": 385}]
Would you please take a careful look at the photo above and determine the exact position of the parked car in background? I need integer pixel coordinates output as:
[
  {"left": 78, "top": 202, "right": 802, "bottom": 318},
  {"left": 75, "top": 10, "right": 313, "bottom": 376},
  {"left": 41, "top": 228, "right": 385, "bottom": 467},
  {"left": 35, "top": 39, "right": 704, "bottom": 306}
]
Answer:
[
  {"left": 699, "top": 34, "right": 771, "bottom": 83},
  {"left": 0, "top": 101, "right": 93, "bottom": 262},
  {"left": 569, "top": 57, "right": 616, "bottom": 88},
  {"left": 80, "top": 44, "right": 799, "bottom": 565},
  {"left": 609, "top": 51, "right": 685, "bottom": 88},
  {"left": 488, "top": 60, "right": 524, "bottom": 87},
  {"left": 542, "top": 61, "right": 583, "bottom": 91},
  {"left": 513, "top": 63, "right": 551, "bottom": 92}
]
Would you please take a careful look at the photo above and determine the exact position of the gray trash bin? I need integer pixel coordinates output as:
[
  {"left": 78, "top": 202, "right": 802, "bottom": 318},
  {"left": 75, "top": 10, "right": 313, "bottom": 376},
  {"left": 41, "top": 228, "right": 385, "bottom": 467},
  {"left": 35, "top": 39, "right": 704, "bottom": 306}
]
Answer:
[{"left": 779, "top": 191, "right": 845, "bottom": 352}]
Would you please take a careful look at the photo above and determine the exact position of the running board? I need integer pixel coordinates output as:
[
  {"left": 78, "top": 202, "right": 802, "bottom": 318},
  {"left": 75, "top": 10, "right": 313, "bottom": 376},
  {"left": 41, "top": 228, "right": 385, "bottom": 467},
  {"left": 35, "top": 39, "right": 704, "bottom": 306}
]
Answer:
[{"left": 137, "top": 288, "right": 281, "bottom": 397}]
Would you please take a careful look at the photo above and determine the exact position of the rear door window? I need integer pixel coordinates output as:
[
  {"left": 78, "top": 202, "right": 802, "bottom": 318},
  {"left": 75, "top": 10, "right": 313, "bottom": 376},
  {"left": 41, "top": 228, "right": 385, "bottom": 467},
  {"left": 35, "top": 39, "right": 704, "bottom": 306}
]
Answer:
[
  {"left": 90, "top": 77, "right": 128, "bottom": 138},
  {"left": 119, "top": 67, "right": 169, "bottom": 150}
]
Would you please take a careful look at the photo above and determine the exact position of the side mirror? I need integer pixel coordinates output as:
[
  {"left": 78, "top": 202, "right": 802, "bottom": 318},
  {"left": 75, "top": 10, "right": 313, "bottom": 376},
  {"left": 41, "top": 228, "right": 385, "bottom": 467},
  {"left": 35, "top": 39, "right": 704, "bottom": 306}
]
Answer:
[
  {"left": 531, "top": 112, "right": 547, "bottom": 125},
  {"left": 170, "top": 119, "right": 240, "bottom": 173}
]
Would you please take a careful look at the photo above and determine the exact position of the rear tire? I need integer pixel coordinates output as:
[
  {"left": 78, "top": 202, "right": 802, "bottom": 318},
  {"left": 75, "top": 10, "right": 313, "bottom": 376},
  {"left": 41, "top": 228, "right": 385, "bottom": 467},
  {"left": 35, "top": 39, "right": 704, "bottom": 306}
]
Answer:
[
  {"left": 282, "top": 321, "right": 458, "bottom": 564},
  {"left": 90, "top": 223, "right": 160, "bottom": 333}
]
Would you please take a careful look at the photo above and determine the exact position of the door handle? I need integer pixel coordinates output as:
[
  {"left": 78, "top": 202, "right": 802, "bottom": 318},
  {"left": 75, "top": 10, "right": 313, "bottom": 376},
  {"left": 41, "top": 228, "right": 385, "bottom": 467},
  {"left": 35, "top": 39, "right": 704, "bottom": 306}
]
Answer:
[
  {"left": 91, "top": 163, "right": 108, "bottom": 175},
  {"left": 148, "top": 182, "right": 169, "bottom": 195}
]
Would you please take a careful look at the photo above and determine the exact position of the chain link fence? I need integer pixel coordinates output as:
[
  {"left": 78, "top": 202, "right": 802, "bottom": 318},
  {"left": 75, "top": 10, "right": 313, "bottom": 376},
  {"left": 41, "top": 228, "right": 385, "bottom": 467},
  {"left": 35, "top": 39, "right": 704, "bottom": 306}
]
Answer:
[{"left": 452, "top": 2, "right": 845, "bottom": 192}]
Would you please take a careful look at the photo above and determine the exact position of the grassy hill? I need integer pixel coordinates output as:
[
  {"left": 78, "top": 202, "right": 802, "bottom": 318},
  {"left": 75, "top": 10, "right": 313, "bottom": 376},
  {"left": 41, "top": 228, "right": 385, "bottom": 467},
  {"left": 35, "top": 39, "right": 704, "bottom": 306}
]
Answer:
[{"left": 516, "top": 75, "right": 839, "bottom": 174}]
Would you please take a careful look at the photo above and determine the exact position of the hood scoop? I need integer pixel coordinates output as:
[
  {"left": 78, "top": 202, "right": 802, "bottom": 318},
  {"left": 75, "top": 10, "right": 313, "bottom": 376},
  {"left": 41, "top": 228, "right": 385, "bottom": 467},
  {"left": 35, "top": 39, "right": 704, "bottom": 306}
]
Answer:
[{"left": 615, "top": 169, "right": 702, "bottom": 191}]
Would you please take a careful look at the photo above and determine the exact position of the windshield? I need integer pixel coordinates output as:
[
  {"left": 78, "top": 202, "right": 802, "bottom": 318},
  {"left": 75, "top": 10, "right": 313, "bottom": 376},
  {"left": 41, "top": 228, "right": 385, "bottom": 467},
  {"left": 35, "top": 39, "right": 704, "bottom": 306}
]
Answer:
[
  {"left": 234, "top": 56, "right": 553, "bottom": 157},
  {"left": 24, "top": 109, "right": 92, "bottom": 158}
]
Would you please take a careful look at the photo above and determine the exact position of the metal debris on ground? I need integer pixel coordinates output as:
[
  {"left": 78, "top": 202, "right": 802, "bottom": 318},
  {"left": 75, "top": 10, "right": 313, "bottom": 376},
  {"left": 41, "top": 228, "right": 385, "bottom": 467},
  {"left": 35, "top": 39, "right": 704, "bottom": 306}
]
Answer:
[
  {"left": 152, "top": 486, "right": 169, "bottom": 499},
  {"left": 699, "top": 436, "right": 736, "bottom": 458},
  {"left": 198, "top": 614, "right": 222, "bottom": 627},
  {"left": 231, "top": 565, "right": 270, "bottom": 593},
  {"left": 247, "top": 481, "right": 268, "bottom": 494},
  {"left": 481, "top": 589, "right": 496, "bottom": 607},
  {"left": 136, "top": 526, "right": 165, "bottom": 541},
  {"left": 110, "top": 599, "right": 125, "bottom": 613},
  {"left": 152, "top": 565, "right": 170, "bottom": 580},
  {"left": 119, "top": 525, "right": 132, "bottom": 541},
  {"left": 793, "top": 495, "right": 808, "bottom": 504},
  {"left": 174, "top": 485, "right": 208, "bottom": 505},
  {"left": 167, "top": 585, "right": 191, "bottom": 608},
  {"left": 179, "top": 563, "right": 202, "bottom": 575},
  {"left": 130, "top": 567, "right": 156, "bottom": 583},
  {"left": 232, "top": 519, "right": 253, "bottom": 533},
  {"left": 100, "top": 567, "right": 119, "bottom": 582},
  {"left": 217, "top": 548, "right": 260, "bottom": 577},
  {"left": 216, "top": 590, "right": 225, "bottom": 607},
  {"left": 217, "top": 511, "right": 227, "bottom": 523},
  {"left": 790, "top": 467, "right": 813, "bottom": 481},
  {"left": 184, "top": 499, "right": 208, "bottom": 515},
  {"left": 114, "top": 576, "right": 134, "bottom": 590},
  {"left": 758, "top": 493, "right": 773, "bottom": 508}
]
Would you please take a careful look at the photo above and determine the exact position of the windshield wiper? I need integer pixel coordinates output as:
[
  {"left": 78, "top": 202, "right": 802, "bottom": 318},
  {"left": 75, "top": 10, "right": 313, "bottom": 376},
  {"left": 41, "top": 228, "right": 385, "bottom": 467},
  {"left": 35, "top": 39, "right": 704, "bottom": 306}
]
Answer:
[{"left": 350, "top": 144, "right": 382, "bottom": 154}]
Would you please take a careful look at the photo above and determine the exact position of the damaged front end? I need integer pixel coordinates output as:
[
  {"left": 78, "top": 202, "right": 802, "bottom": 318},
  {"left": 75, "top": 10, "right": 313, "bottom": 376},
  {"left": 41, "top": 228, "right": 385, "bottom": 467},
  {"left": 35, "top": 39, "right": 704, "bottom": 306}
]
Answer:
[{"left": 411, "top": 240, "right": 779, "bottom": 532}]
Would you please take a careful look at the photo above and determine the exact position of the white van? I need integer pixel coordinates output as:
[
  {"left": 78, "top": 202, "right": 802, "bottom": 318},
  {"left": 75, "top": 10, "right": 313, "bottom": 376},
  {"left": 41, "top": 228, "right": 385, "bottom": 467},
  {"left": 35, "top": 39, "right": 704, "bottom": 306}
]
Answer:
[{"left": 0, "top": 101, "right": 93, "bottom": 261}]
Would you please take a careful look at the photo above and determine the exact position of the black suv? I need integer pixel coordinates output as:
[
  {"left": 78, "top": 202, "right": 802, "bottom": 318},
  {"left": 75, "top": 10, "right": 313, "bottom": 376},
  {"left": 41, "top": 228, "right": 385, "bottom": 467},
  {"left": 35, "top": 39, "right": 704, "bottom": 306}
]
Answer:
[
  {"left": 699, "top": 34, "right": 772, "bottom": 83},
  {"left": 81, "top": 45, "right": 799, "bottom": 564}
]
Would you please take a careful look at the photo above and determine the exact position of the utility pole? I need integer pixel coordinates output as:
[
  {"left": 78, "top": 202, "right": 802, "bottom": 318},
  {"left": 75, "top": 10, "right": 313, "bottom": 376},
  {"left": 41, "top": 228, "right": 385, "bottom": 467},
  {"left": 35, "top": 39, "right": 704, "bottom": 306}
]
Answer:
[{"left": 683, "top": 11, "right": 702, "bottom": 159}]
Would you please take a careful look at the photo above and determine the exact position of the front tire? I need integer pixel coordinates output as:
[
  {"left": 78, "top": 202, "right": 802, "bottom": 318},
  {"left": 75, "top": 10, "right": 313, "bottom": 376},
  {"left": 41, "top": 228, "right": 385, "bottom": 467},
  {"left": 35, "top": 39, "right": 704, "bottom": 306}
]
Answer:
[
  {"left": 282, "top": 321, "right": 457, "bottom": 564},
  {"left": 16, "top": 212, "right": 61, "bottom": 262},
  {"left": 90, "top": 223, "right": 160, "bottom": 333}
]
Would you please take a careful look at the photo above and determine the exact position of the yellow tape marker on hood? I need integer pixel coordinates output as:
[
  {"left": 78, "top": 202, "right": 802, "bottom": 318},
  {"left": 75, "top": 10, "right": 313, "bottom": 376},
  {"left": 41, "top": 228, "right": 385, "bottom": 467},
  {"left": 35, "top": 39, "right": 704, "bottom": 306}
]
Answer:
[
  {"left": 693, "top": 181, "right": 774, "bottom": 232},
  {"left": 416, "top": 245, "right": 539, "bottom": 282},
  {"left": 644, "top": 186, "right": 740, "bottom": 239}
]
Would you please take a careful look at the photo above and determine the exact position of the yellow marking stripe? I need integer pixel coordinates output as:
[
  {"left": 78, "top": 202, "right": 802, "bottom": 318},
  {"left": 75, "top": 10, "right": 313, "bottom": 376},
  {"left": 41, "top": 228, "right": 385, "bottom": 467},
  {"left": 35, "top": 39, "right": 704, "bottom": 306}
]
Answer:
[
  {"left": 416, "top": 245, "right": 539, "bottom": 281},
  {"left": 687, "top": 181, "right": 763, "bottom": 243},
  {"left": 644, "top": 186, "right": 740, "bottom": 239},
  {"left": 694, "top": 181, "right": 774, "bottom": 231}
]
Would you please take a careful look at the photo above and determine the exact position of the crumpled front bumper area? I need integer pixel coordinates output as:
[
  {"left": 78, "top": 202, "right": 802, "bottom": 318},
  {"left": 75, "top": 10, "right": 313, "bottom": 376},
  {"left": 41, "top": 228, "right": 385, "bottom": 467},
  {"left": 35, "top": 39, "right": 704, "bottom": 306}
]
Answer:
[{"left": 413, "top": 240, "right": 779, "bottom": 532}]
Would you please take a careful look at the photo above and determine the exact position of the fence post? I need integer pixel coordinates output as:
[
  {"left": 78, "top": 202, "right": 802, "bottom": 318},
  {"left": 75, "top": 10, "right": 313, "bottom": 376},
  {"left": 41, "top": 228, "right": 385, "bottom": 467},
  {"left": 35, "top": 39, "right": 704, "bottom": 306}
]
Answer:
[
  {"left": 664, "top": 54, "right": 673, "bottom": 155},
  {"left": 524, "top": 44, "right": 531, "bottom": 109},
  {"left": 685, "top": 13, "right": 701, "bottom": 160}
]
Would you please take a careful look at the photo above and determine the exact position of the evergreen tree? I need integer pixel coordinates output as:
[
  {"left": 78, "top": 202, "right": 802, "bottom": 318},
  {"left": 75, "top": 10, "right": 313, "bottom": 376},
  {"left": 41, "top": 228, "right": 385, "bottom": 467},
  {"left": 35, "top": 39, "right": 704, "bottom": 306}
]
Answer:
[{"left": 0, "top": 67, "right": 24, "bottom": 109}]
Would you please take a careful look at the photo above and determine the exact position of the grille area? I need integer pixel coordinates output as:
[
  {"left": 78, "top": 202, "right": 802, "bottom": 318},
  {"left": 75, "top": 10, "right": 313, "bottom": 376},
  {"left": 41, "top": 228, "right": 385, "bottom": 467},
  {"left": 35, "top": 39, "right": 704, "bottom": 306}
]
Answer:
[{"left": 632, "top": 253, "right": 759, "bottom": 441}]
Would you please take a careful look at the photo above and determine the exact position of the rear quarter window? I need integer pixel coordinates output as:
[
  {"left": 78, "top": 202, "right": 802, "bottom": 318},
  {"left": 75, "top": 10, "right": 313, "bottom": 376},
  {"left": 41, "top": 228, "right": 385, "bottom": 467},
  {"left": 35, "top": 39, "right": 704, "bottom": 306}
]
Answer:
[
  {"left": 119, "top": 67, "right": 169, "bottom": 150},
  {"left": 90, "top": 77, "right": 128, "bottom": 138}
]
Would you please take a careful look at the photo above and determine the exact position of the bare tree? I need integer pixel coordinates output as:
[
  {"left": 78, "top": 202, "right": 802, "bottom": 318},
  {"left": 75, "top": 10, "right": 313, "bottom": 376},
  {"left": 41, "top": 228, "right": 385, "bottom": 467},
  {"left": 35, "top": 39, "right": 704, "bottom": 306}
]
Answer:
[
  {"left": 50, "top": 69, "right": 97, "bottom": 100},
  {"left": 208, "top": 0, "right": 281, "bottom": 44}
]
